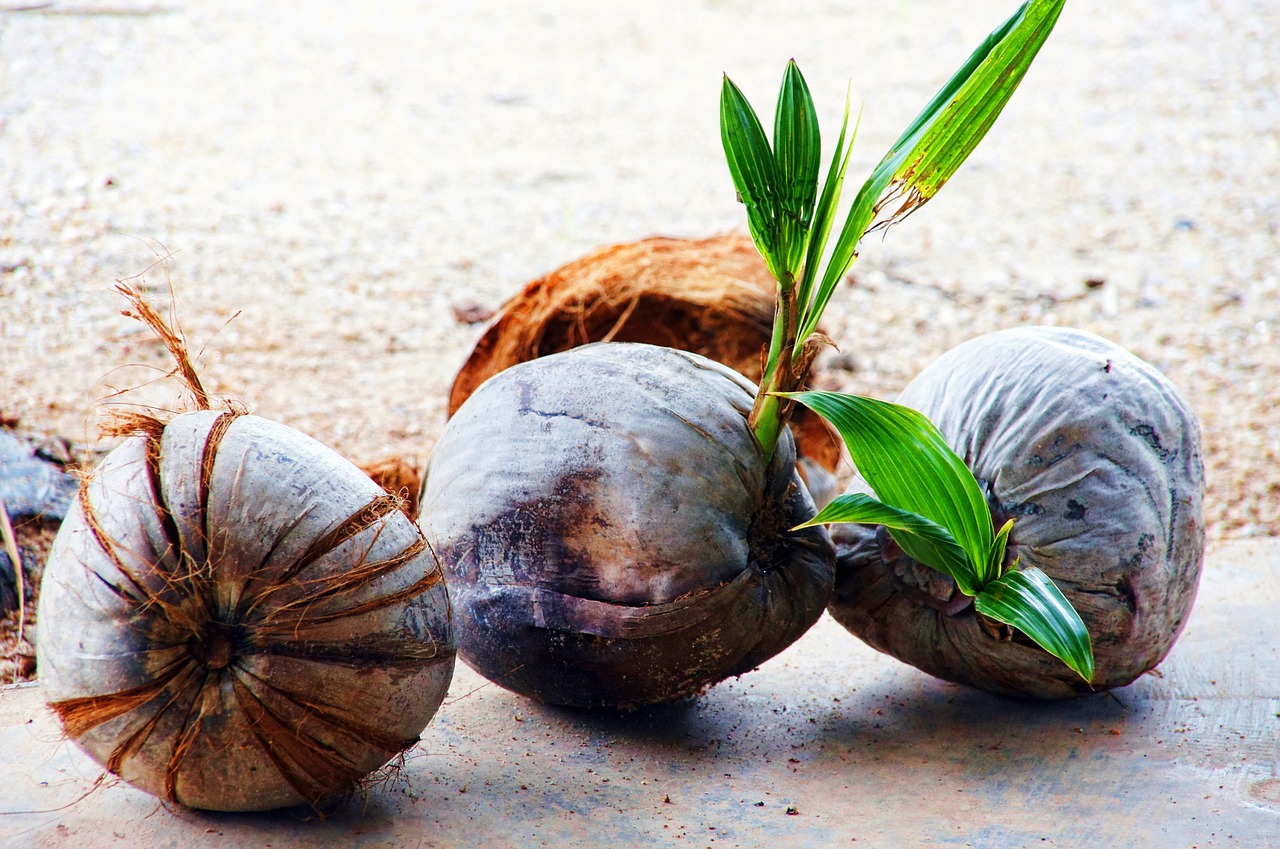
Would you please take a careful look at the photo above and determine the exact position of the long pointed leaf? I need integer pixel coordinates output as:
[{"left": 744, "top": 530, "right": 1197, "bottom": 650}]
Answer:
[
  {"left": 773, "top": 60, "right": 822, "bottom": 278},
  {"left": 784, "top": 391, "right": 992, "bottom": 574},
  {"left": 797, "top": 492, "right": 979, "bottom": 595},
  {"left": 975, "top": 566, "right": 1094, "bottom": 682},
  {"left": 720, "top": 75, "right": 784, "bottom": 280},
  {"left": 873, "top": 0, "right": 1064, "bottom": 211},
  {"left": 797, "top": 94, "right": 859, "bottom": 322},
  {"left": 798, "top": 0, "right": 1065, "bottom": 343}
]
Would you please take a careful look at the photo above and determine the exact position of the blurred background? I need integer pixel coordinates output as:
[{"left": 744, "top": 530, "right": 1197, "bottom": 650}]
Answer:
[{"left": 1, "top": 0, "right": 1276, "bottom": 538}]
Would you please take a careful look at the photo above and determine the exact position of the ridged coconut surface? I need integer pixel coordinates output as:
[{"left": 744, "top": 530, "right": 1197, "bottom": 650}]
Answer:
[
  {"left": 829, "top": 327, "right": 1205, "bottom": 698},
  {"left": 37, "top": 411, "right": 456, "bottom": 811},
  {"left": 424, "top": 342, "right": 835, "bottom": 709}
]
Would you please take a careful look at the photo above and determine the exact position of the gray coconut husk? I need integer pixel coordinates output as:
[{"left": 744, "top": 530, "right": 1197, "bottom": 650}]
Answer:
[
  {"left": 35, "top": 285, "right": 455, "bottom": 811},
  {"left": 425, "top": 342, "right": 835, "bottom": 709},
  {"left": 829, "top": 326, "right": 1206, "bottom": 699}
]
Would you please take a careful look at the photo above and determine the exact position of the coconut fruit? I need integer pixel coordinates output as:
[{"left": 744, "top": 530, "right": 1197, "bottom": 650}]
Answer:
[
  {"left": 447, "top": 235, "right": 843, "bottom": 488},
  {"left": 37, "top": 410, "right": 456, "bottom": 811},
  {"left": 422, "top": 342, "right": 835, "bottom": 709},
  {"left": 828, "top": 326, "right": 1205, "bottom": 698}
]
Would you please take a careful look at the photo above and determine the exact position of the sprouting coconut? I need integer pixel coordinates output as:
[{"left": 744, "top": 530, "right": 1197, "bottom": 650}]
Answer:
[
  {"left": 36, "top": 286, "right": 455, "bottom": 811},
  {"left": 446, "top": 234, "right": 843, "bottom": 484},
  {"left": 825, "top": 327, "right": 1205, "bottom": 698},
  {"left": 427, "top": 342, "right": 831, "bottom": 707},
  {"left": 424, "top": 0, "right": 1081, "bottom": 709}
]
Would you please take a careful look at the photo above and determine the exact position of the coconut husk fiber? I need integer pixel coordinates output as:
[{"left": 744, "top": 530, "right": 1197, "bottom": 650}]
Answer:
[
  {"left": 359, "top": 456, "right": 424, "bottom": 521},
  {"left": 448, "top": 235, "right": 842, "bottom": 475}
]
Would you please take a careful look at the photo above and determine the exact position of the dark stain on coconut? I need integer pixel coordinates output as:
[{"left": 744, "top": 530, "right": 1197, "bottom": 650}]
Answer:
[
  {"left": 1002, "top": 500, "right": 1044, "bottom": 518},
  {"left": 457, "top": 465, "right": 611, "bottom": 601},
  {"left": 1065, "top": 499, "right": 1088, "bottom": 521},
  {"left": 1129, "top": 423, "right": 1177, "bottom": 464},
  {"left": 1122, "top": 533, "right": 1157, "bottom": 571}
]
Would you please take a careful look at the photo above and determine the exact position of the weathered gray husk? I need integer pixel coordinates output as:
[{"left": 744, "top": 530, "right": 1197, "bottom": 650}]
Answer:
[
  {"left": 829, "top": 327, "right": 1206, "bottom": 699},
  {"left": 422, "top": 343, "right": 835, "bottom": 709},
  {"left": 37, "top": 412, "right": 456, "bottom": 811}
]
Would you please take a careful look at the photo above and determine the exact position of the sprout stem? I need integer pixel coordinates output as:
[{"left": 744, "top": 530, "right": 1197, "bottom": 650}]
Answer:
[{"left": 749, "top": 270, "right": 800, "bottom": 461}]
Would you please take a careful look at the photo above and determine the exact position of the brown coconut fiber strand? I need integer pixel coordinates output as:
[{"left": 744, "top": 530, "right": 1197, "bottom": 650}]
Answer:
[
  {"left": 228, "top": 673, "right": 418, "bottom": 807},
  {"left": 53, "top": 657, "right": 195, "bottom": 739},
  {"left": 357, "top": 456, "right": 423, "bottom": 520},
  {"left": 448, "top": 234, "right": 843, "bottom": 473},
  {"left": 115, "top": 282, "right": 211, "bottom": 410},
  {"left": 44, "top": 284, "right": 453, "bottom": 810}
]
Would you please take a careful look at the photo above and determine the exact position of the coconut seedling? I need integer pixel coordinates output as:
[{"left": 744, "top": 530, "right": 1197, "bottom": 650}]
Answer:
[
  {"left": 717, "top": 0, "right": 1093, "bottom": 684},
  {"left": 36, "top": 287, "right": 456, "bottom": 811},
  {"left": 423, "top": 0, "right": 1081, "bottom": 708},
  {"left": 824, "top": 327, "right": 1204, "bottom": 698}
]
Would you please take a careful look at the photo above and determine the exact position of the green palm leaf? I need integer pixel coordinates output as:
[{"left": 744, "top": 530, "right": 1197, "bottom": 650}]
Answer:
[
  {"left": 975, "top": 566, "right": 1094, "bottom": 682},
  {"left": 784, "top": 391, "right": 992, "bottom": 576},
  {"left": 720, "top": 75, "right": 784, "bottom": 281},
  {"left": 797, "top": 92, "right": 859, "bottom": 314},
  {"left": 797, "top": 0, "right": 1066, "bottom": 343},
  {"left": 797, "top": 492, "right": 978, "bottom": 595},
  {"left": 773, "top": 60, "right": 821, "bottom": 279}
]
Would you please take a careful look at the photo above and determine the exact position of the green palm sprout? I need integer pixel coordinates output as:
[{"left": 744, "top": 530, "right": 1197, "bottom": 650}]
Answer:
[{"left": 720, "top": 0, "right": 1092, "bottom": 681}]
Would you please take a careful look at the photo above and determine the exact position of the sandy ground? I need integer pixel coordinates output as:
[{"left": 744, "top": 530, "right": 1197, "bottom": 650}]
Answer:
[{"left": 1, "top": 1, "right": 1276, "bottom": 539}]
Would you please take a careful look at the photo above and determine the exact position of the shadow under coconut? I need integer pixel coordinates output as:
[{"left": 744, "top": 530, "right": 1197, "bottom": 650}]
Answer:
[{"left": 809, "top": 674, "right": 1133, "bottom": 759}]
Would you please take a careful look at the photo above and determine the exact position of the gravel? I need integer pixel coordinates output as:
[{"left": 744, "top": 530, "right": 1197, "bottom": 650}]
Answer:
[{"left": 1, "top": 0, "right": 1276, "bottom": 542}]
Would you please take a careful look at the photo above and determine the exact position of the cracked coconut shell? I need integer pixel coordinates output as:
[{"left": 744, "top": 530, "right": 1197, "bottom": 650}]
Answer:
[
  {"left": 37, "top": 410, "right": 456, "bottom": 811},
  {"left": 423, "top": 342, "right": 834, "bottom": 709},
  {"left": 829, "top": 326, "right": 1206, "bottom": 699}
]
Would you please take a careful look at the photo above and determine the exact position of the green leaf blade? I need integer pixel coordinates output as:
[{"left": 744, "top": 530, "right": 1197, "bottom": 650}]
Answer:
[
  {"left": 773, "top": 60, "right": 822, "bottom": 278},
  {"left": 975, "top": 566, "right": 1094, "bottom": 682},
  {"left": 720, "top": 75, "right": 784, "bottom": 280},
  {"left": 799, "top": 0, "right": 1065, "bottom": 342},
  {"left": 876, "top": 0, "right": 1064, "bottom": 207},
  {"left": 797, "top": 492, "right": 980, "bottom": 595},
  {"left": 785, "top": 391, "right": 993, "bottom": 575},
  {"left": 987, "top": 517, "right": 1016, "bottom": 584},
  {"left": 797, "top": 95, "right": 859, "bottom": 332}
]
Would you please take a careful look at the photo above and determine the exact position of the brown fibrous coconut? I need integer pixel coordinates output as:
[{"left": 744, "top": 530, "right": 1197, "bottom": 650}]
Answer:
[
  {"left": 35, "top": 285, "right": 455, "bottom": 811},
  {"left": 447, "top": 235, "right": 842, "bottom": 481}
]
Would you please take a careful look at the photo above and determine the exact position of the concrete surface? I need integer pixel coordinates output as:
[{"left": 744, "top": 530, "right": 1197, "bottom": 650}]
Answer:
[{"left": 1, "top": 539, "right": 1277, "bottom": 847}]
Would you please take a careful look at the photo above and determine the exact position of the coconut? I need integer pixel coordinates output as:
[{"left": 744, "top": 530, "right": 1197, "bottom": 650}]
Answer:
[
  {"left": 35, "top": 287, "right": 455, "bottom": 811},
  {"left": 828, "top": 327, "right": 1205, "bottom": 698},
  {"left": 447, "top": 235, "right": 843, "bottom": 485},
  {"left": 422, "top": 342, "right": 834, "bottom": 709},
  {"left": 37, "top": 410, "right": 456, "bottom": 811}
]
